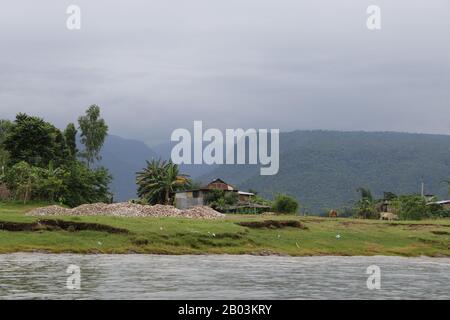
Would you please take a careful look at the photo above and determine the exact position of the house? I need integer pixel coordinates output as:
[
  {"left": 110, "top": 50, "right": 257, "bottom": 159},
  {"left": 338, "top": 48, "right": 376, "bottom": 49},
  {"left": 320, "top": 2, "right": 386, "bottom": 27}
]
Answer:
[
  {"left": 428, "top": 200, "right": 450, "bottom": 211},
  {"left": 173, "top": 178, "right": 268, "bottom": 212}
]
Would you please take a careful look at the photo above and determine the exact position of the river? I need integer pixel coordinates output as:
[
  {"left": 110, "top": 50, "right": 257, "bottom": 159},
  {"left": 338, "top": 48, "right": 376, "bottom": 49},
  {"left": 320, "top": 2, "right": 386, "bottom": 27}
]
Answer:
[{"left": 0, "top": 254, "right": 449, "bottom": 299}]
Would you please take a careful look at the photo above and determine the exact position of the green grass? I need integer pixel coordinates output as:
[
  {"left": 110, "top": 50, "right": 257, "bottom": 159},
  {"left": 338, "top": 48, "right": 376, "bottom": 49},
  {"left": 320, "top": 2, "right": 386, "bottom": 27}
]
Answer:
[{"left": 0, "top": 202, "right": 449, "bottom": 256}]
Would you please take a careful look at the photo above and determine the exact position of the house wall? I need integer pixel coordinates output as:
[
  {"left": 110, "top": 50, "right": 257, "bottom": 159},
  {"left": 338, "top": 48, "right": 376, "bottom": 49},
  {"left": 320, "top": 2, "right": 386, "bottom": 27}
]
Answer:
[
  {"left": 238, "top": 194, "right": 251, "bottom": 202},
  {"left": 174, "top": 191, "right": 205, "bottom": 209}
]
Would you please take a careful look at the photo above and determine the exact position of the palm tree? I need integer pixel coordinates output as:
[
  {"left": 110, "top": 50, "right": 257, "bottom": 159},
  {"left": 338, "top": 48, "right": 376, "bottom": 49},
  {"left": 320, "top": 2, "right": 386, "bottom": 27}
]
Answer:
[
  {"left": 355, "top": 187, "right": 376, "bottom": 219},
  {"left": 136, "top": 159, "right": 191, "bottom": 205}
]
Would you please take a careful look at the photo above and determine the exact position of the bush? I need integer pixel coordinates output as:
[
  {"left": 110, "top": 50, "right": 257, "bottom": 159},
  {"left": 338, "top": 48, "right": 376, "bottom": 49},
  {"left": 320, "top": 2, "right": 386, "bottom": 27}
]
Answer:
[
  {"left": 4, "top": 160, "right": 111, "bottom": 207},
  {"left": 61, "top": 162, "right": 111, "bottom": 207},
  {"left": 272, "top": 194, "right": 299, "bottom": 214},
  {"left": 204, "top": 190, "right": 239, "bottom": 211},
  {"left": 389, "top": 195, "right": 443, "bottom": 220}
]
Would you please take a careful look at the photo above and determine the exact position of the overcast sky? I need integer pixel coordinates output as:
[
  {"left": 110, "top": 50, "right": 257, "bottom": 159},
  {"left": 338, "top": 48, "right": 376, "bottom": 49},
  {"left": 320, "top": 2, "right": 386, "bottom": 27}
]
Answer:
[{"left": 0, "top": 0, "right": 449, "bottom": 146}]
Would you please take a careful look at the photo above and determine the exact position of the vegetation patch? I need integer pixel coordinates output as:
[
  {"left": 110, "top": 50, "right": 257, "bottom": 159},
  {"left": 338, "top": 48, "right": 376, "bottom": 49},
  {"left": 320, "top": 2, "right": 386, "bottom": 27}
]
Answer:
[
  {"left": 130, "top": 236, "right": 150, "bottom": 246},
  {"left": 339, "top": 221, "right": 368, "bottom": 227},
  {"left": 214, "top": 232, "right": 247, "bottom": 239},
  {"left": 387, "top": 223, "right": 450, "bottom": 229},
  {"left": 0, "top": 219, "right": 129, "bottom": 234},
  {"left": 431, "top": 230, "right": 450, "bottom": 236},
  {"left": 237, "top": 220, "right": 308, "bottom": 229}
]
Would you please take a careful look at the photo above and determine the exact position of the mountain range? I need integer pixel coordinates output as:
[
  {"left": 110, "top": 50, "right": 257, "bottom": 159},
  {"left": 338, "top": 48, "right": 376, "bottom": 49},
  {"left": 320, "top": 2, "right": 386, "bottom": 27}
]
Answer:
[{"left": 99, "top": 131, "right": 450, "bottom": 213}]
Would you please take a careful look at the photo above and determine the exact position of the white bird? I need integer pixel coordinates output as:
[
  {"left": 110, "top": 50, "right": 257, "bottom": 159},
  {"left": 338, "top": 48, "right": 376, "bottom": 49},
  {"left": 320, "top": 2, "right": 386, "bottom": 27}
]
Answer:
[{"left": 336, "top": 234, "right": 341, "bottom": 239}]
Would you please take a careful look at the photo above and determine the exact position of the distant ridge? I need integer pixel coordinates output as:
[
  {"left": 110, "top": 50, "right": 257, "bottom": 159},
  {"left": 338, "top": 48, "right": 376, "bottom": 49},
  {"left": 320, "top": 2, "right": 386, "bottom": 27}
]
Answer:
[
  {"left": 198, "top": 130, "right": 450, "bottom": 213},
  {"left": 98, "top": 135, "right": 158, "bottom": 201},
  {"left": 101, "top": 130, "right": 450, "bottom": 213}
]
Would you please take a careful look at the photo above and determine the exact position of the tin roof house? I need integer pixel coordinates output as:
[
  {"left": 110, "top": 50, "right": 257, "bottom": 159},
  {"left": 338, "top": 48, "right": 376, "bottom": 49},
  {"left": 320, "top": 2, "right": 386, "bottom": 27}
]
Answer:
[{"left": 173, "top": 178, "right": 270, "bottom": 213}]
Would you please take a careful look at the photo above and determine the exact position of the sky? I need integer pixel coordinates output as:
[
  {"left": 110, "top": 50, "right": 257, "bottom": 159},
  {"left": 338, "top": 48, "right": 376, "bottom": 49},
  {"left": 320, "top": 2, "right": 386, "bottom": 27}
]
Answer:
[{"left": 0, "top": 0, "right": 449, "bottom": 146}]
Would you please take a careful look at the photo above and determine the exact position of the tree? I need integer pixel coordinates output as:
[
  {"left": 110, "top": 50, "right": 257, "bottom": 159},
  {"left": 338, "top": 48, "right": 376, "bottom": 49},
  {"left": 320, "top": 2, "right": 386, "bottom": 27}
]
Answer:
[
  {"left": 2, "top": 112, "right": 111, "bottom": 206},
  {"left": 272, "top": 194, "right": 299, "bottom": 214},
  {"left": 204, "top": 189, "right": 239, "bottom": 211},
  {"left": 36, "top": 162, "right": 68, "bottom": 203},
  {"left": 357, "top": 188, "right": 373, "bottom": 202},
  {"left": 383, "top": 191, "right": 397, "bottom": 201},
  {"left": 354, "top": 188, "right": 378, "bottom": 219},
  {"left": 61, "top": 162, "right": 112, "bottom": 207},
  {"left": 5, "top": 161, "right": 41, "bottom": 204},
  {"left": 64, "top": 123, "right": 78, "bottom": 159},
  {"left": 390, "top": 195, "right": 434, "bottom": 220},
  {"left": 3, "top": 113, "right": 66, "bottom": 167},
  {"left": 0, "top": 119, "right": 12, "bottom": 173},
  {"left": 136, "top": 159, "right": 191, "bottom": 205},
  {"left": 78, "top": 105, "right": 108, "bottom": 167}
]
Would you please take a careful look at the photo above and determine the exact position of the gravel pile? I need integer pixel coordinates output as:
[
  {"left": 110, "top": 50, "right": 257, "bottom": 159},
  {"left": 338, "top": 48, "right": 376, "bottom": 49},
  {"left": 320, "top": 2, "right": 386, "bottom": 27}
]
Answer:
[
  {"left": 27, "top": 202, "right": 224, "bottom": 219},
  {"left": 27, "top": 205, "right": 72, "bottom": 216},
  {"left": 179, "top": 206, "right": 225, "bottom": 219}
]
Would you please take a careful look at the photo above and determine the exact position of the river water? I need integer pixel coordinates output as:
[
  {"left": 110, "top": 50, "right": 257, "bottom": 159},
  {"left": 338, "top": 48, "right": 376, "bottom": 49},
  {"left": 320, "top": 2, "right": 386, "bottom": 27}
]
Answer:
[{"left": 0, "top": 254, "right": 449, "bottom": 299}]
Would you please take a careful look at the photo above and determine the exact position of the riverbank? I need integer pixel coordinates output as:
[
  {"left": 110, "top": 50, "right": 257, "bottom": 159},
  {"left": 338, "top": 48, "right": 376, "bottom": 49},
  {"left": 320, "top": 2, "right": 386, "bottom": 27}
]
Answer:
[{"left": 1, "top": 202, "right": 449, "bottom": 256}]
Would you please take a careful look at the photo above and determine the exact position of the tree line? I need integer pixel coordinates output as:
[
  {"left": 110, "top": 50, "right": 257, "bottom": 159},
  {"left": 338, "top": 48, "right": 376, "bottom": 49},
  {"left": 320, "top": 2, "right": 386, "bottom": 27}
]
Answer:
[
  {"left": 350, "top": 188, "right": 450, "bottom": 220},
  {"left": 0, "top": 105, "right": 111, "bottom": 207}
]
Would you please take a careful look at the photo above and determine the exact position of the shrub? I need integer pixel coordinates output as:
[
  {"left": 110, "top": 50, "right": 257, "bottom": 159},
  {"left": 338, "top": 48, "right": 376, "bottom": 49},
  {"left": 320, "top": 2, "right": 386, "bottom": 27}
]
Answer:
[
  {"left": 272, "top": 194, "right": 299, "bottom": 214},
  {"left": 389, "top": 195, "right": 443, "bottom": 220}
]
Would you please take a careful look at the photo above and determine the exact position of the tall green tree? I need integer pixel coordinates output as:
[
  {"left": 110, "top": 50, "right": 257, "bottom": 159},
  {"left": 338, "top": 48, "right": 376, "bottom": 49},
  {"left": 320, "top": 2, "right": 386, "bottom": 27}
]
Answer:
[
  {"left": 78, "top": 105, "right": 108, "bottom": 167},
  {"left": 0, "top": 119, "right": 12, "bottom": 143},
  {"left": 0, "top": 119, "right": 12, "bottom": 174},
  {"left": 64, "top": 123, "right": 78, "bottom": 159},
  {"left": 3, "top": 113, "right": 66, "bottom": 167},
  {"left": 136, "top": 159, "right": 191, "bottom": 205},
  {"left": 61, "top": 162, "right": 112, "bottom": 207},
  {"left": 5, "top": 161, "right": 40, "bottom": 204},
  {"left": 355, "top": 187, "right": 377, "bottom": 219}
]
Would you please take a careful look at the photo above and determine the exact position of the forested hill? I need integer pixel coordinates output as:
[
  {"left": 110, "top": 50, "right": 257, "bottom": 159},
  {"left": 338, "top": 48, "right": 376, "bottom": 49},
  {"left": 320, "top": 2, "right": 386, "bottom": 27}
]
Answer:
[
  {"left": 97, "top": 135, "right": 158, "bottom": 201},
  {"left": 197, "top": 131, "right": 450, "bottom": 213},
  {"left": 100, "top": 131, "right": 450, "bottom": 212}
]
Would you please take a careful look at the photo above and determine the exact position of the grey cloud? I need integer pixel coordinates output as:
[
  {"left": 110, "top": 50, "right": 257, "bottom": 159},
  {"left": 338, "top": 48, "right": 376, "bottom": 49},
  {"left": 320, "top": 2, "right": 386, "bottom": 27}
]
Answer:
[{"left": 0, "top": 0, "right": 449, "bottom": 145}]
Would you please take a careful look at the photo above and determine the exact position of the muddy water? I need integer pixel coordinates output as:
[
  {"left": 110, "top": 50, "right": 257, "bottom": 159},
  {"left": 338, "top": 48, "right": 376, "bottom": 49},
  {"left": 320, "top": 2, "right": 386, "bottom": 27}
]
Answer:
[{"left": 0, "top": 254, "right": 449, "bottom": 300}]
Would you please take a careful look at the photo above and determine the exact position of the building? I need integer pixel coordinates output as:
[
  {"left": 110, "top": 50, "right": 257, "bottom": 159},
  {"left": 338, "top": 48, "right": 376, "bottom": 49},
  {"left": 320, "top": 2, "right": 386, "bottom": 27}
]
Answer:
[
  {"left": 173, "top": 178, "right": 269, "bottom": 213},
  {"left": 428, "top": 200, "right": 450, "bottom": 211}
]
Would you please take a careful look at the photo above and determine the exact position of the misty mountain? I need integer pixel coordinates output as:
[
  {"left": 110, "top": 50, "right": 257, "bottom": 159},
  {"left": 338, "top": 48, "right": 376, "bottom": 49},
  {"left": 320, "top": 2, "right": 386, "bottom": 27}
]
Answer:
[
  {"left": 198, "top": 131, "right": 450, "bottom": 213},
  {"left": 97, "top": 135, "right": 158, "bottom": 201},
  {"left": 151, "top": 142, "right": 217, "bottom": 179},
  {"left": 100, "top": 131, "right": 450, "bottom": 212}
]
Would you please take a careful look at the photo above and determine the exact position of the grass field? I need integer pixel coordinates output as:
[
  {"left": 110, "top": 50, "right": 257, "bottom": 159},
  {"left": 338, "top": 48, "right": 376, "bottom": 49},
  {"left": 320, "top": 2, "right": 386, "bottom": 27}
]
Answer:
[{"left": 0, "top": 202, "right": 449, "bottom": 256}]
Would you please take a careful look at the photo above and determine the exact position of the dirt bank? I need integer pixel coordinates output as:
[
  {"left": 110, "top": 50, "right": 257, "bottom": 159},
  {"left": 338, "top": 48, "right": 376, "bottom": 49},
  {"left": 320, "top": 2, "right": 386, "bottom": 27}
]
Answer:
[
  {"left": 0, "top": 219, "right": 129, "bottom": 234},
  {"left": 237, "top": 220, "right": 308, "bottom": 229}
]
